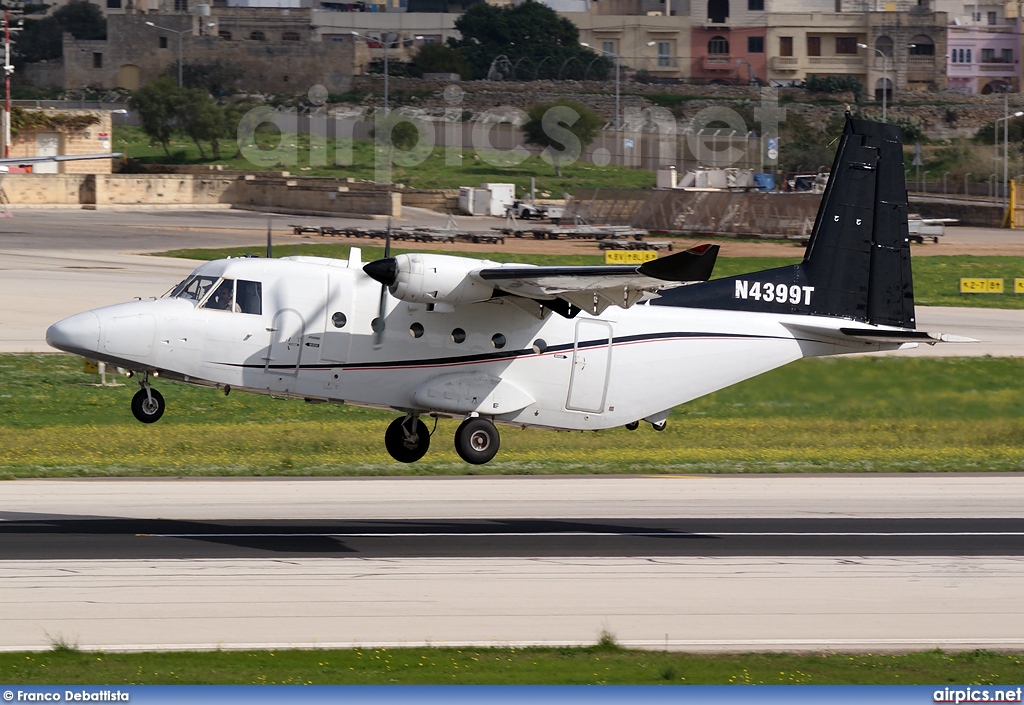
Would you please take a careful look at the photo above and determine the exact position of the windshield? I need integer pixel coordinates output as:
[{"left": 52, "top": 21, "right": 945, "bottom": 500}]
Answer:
[{"left": 168, "top": 275, "right": 221, "bottom": 304}]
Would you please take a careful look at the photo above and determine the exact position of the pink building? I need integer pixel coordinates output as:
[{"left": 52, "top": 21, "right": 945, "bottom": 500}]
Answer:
[{"left": 947, "top": 23, "right": 1020, "bottom": 93}]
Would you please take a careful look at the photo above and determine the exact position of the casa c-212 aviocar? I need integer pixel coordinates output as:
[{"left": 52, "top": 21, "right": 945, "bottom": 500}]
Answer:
[{"left": 47, "top": 116, "right": 966, "bottom": 465}]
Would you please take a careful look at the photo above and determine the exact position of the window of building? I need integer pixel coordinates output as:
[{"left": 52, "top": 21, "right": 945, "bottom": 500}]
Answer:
[
  {"left": 966, "top": 48, "right": 972, "bottom": 63},
  {"left": 708, "top": 36, "right": 729, "bottom": 55},
  {"left": 708, "top": 0, "right": 729, "bottom": 23},
  {"left": 657, "top": 41, "right": 672, "bottom": 66},
  {"left": 876, "top": 35, "right": 894, "bottom": 57},
  {"left": 779, "top": 36, "right": 793, "bottom": 56},
  {"left": 748, "top": 36, "right": 763, "bottom": 53},
  {"left": 173, "top": 0, "right": 188, "bottom": 10},
  {"left": 282, "top": 32, "right": 300, "bottom": 41},
  {"left": 987, "top": 11, "right": 997, "bottom": 24},
  {"left": 92, "top": 52, "right": 103, "bottom": 69},
  {"left": 218, "top": 30, "right": 232, "bottom": 40},
  {"left": 807, "top": 36, "right": 821, "bottom": 57},
  {"left": 950, "top": 49, "right": 957, "bottom": 63},
  {"left": 835, "top": 36, "right": 857, "bottom": 55},
  {"left": 159, "top": 36, "right": 168, "bottom": 49},
  {"left": 1002, "top": 48, "right": 1013, "bottom": 63},
  {"left": 250, "top": 31, "right": 266, "bottom": 41},
  {"left": 748, "top": 0, "right": 763, "bottom": 10},
  {"left": 909, "top": 35, "right": 935, "bottom": 55},
  {"left": 106, "top": 0, "right": 121, "bottom": 8},
  {"left": 982, "top": 48, "right": 995, "bottom": 62},
  {"left": 601, "top": 41, "right": 615, "bottom": 56}
]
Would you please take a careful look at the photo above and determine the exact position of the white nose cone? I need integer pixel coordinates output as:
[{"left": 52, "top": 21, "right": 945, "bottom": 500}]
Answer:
[{"left": 46, "top": 312, "right": 101, "bottom": 355}]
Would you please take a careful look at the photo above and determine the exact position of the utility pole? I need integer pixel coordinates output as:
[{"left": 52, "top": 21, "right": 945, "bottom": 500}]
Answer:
[{"left": 3, "top": 9, "right": 20, "bottom": 158}]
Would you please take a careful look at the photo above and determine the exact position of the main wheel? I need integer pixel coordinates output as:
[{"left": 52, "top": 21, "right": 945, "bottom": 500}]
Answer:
[
  {"left": 625, "top": 421, "right": 639, "bottom": 431},
  {"left": 131, "top": 388, "right": 165, "bottom": 424},
  {"left": 651, "top": 420, "right": 667, "bottom": 432},
  {"left": 384, "top": 416, "right": 430, "bottom": 463},
  {"left": 454, "top": 417, "right": 500, "bottom": 465}
]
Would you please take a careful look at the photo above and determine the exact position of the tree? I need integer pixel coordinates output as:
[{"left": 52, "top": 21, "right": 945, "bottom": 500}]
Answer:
[
  {"left": 177, "top": 88, "right": 226, "bottom": 159},
  {"left": 448, "top": 0, "right": 608, "bottom": 80},
  {"left": 177, "top": 62, "right": 245, "bottom": 97},
  {"left": 522, "top": 100, "right": 602, "bottom": 176},
  {"left": 14, "top": 0, "right": 106, "bottom": 65},
  {"left": 130, "top": 77, "right": 182, "bottom": 158},
  {"left": 408, "top": 43, "right": 472, "bottom": 79}
]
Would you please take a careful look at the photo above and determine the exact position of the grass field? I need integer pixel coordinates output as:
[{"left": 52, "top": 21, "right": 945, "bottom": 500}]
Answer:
[
  {"left": 160, "top": 244, "right": 1024, "bottom": 310},
  {"left": 0, "top": 646, "right": 1022, "bottom": 685},
  {"left": 3, "top": 354, "right": 1022, "bottom": 477},
  {"left": 114, "top": 125, "right": 656, "bottom": 194}
]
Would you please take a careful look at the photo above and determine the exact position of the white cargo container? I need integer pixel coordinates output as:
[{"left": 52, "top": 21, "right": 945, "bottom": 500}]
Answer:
[{"left": 480, "top": 183, "right": 516, "bottom": 217}]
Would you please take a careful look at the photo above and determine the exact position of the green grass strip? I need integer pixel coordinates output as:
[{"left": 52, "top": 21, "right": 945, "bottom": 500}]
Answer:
[
  {"left": 1, "top": 647, "right": 1023, "bottom": 685},
  {"left": 3, "top": 355, "right": 1023, "bottom": 477}
]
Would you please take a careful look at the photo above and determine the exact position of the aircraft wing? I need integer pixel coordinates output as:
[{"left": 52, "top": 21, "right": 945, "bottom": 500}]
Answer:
[
  {"left": 0, "top": 153, "right": 122, "bottom": 168},
  {"left": 473, "top": 244, "right": 719, "bottom": 315}
]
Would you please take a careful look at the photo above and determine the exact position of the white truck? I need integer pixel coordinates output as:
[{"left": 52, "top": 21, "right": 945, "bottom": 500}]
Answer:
[{"left": 508, "top": 200, "right": 565, "bottom": 223}]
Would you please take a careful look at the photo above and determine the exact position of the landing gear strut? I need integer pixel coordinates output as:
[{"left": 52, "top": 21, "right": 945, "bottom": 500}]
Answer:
[
  {"left": 454, "top": 416, "right": 500, "bottom": 465},
  {"left": 130, "top": 373, "right": 165, "bottom": 424},
  {"left": 384, "top": 415, "right": 431, "bottom": 463}
]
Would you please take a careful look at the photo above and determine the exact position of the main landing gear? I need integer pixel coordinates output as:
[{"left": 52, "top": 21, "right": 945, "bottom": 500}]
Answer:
[
  {"left": 383, "top": 413, "right": 501, "bottom": 465},
  {"left": 130, "top": 372, "right": 165, "bottom": 424},
  {"left": 384, "top": 414, "right": 431, "bottom": 463}
]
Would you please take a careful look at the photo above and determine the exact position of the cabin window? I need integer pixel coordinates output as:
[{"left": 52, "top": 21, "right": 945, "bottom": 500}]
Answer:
[
  {"left": 197, "top": 278, "right": 262, "bottom": 314},
  {"left": 410, "top": 322, "right": 424, "bottom": 338},
  {"left": 451, "top": 328, "right": 467, "bottom": 344},
  {"left": 332, "top": 312, "right": 348, "bottom": 328},
  {"left": 491, "top": 333, "right": 506, "bottom": 349}
]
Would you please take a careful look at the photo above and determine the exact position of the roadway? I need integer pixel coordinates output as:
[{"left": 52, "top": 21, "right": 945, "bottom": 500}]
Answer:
[{"left": 2, "top": 476, "right": 1024, "bottom": 652}]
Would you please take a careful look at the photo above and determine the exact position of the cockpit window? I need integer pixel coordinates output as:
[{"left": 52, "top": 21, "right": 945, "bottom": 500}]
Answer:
[
  {"left": 198, "top": 278, "right": 262, "bottom": 314},
  {"left": 204, "top": 279, "right": 237, "bottom": 311},
  {"left": 171, "top": 275, "right": 220, "bottom": 303}
]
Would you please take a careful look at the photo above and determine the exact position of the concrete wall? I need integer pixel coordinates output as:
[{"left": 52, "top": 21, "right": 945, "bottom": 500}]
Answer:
[{"left": 231, "top": 177, "right": 401, "bottom": 217}]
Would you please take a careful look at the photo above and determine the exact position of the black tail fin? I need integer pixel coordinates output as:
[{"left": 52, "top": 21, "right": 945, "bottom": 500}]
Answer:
[{"left": 655, "top": 115, "right": 915, "bottom": 328}]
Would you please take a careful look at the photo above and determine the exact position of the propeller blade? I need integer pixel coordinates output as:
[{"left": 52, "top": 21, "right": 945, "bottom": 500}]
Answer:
[{"left": 372, "top": 218, "right": 393, "bottom": 346}]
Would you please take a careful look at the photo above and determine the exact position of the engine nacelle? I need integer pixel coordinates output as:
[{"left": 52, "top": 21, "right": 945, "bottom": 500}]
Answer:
[{"left": 389, "top": 253, "right": 495, "bottom": 307}]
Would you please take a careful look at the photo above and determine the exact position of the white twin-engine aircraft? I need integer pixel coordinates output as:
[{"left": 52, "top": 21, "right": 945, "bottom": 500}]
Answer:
[{"left": 47, "top": 117, "right": 960, "bottom": 464}]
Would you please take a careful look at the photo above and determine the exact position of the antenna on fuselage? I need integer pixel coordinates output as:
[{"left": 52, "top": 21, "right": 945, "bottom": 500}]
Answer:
[{"left": 266, "top": 217, "right": 272, "bottom": 258}]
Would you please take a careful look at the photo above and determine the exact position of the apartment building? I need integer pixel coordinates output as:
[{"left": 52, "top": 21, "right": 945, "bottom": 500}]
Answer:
[
  {"left": 689, "top": 0, "right": 768, "bottom": 84},
  {"left": 937, "top": 0, "right": 1019, "bottom": 93}
]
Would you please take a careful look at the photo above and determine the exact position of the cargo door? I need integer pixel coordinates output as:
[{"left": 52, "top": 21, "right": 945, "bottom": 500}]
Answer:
[{"left": 565, "top": 319, "right": 612, "bottom": 413}]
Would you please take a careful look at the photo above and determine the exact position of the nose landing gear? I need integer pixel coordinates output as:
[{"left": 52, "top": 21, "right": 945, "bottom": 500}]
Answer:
[
  {"left": 130, "top": 373, "right": 165, "bottom": 424},
  {"left": 384, "top": 414, "right": 431, "bottom": 463}
]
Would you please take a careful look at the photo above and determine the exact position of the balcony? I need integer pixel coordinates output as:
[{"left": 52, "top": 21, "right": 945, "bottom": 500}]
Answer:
[
  {"left": 771, "top": 56, "right": 799, "bottom": 71},
  {"left": 806, "top": 56, "right": 866, "bottom": 69},
  {"left": 703, "top": 56, "right": 733, "bottom": 71},
  {"left": 979, "top": 61, "right": 1019, "bottom": 73}
]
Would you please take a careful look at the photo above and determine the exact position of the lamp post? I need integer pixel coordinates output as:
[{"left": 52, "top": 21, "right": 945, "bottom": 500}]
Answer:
[
  {"left": 735, "top": 57, "right": 757, "bottom": 86},
  {"left": 145, "top": 21, "right": 189, "bottom": 87},
  {"left": 581, "top": 41, "right": 656, "bottom": 132},
  {"left": 351, "top": 31, "right": 423, "bottom": 115},
  {"left": 995, "top": 90, "right": 1023, "bottom": 206},
  {"left": 857, "top": 42, "right": 887, "bottom": 122}
]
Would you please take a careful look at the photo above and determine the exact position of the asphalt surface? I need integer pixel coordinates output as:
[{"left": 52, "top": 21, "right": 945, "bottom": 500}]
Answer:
[{"left": 3, "top": 516, "right": 1024, "bottom": 560}]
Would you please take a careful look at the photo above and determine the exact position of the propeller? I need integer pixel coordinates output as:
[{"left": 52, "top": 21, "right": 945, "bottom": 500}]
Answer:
[{"left": 365, "top": 218, "right": 395, "bottom": 346}]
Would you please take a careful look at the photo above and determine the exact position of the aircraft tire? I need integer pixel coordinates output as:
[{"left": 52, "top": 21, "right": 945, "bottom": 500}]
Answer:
[
  {"left": 131, "top": 388, "right": 165, "bottom": 424},
  {"left": 454, "top": 417, "right": 500, "bottom": 465},
  {"left": 625, "top": 421, "right": 639, "bottom": 431},
  {"left": 384, "top": 416, "right": 430, "bottom": 463},
  {"left": 651, "top": 420, "right": 667, "bottom": 432}
]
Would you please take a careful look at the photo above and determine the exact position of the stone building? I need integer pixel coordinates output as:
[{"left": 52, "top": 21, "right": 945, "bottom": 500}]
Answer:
[
  {"left": 60, "top": 12, "right": 367, "bottom": 93},
  {"left": 5, "top": 110, "right": 115, "bottom": 174}
]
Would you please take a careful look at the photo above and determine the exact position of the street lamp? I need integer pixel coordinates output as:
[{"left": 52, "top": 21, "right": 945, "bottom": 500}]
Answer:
[
  {"left": 351, "top": 31, "right": 424, "bottom": 115},
  {"left": 995, "top": 93, "right": 1023, "bottom": 206},
  {"left": 581, "top": 41, "right": 656, "bottom": 132},
  {"left": 857, "top": 42, "right": 887, "bottom": 122},
  {"left": 146, "top": 19, "right": 214, "bottom": 86}
]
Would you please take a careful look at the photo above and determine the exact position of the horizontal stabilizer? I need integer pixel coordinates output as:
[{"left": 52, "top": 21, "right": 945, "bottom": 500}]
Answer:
[{"left": 786, "top": 322, "right": 978, "bottom": 346}]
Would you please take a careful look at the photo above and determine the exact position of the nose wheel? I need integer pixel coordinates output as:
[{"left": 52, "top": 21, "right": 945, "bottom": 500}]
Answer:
[
  {"left": 384, "top": 415, "right": 431, "bottom": 463},
  {"left": 454, "top": 417, "right": 500, "bottom": 465},
  {"left": 131, "top": 386, "right": 165, "bottom": 423}
]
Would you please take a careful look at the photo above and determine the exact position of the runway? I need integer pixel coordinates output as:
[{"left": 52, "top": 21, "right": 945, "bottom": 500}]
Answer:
[{"left": 2, "top": 476, "right": 1024, "bottom": 653}]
